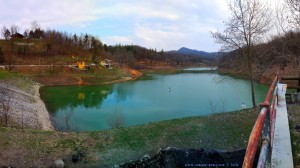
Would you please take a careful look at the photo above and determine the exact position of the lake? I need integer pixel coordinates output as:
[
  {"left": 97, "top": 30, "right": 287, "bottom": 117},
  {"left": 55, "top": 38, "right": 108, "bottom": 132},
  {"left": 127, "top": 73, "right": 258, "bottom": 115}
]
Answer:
[{"left": 41, "top": 68, "right": 269, "bottom": 131}]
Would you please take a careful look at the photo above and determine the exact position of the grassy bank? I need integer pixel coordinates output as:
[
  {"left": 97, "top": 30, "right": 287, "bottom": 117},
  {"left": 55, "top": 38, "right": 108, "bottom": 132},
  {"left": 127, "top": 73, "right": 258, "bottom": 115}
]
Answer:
[
  {"left": 287, "top": 104, "right": 300, "bottom": 166},
  {"left": 0, "top": 69, "right": 36, "bottom": 94},
  {"left": 0, "top": 108, "right": 259, "bottom": 167},
  {"left": 14, "top": 66, "right": 134, "bottom": 86}
]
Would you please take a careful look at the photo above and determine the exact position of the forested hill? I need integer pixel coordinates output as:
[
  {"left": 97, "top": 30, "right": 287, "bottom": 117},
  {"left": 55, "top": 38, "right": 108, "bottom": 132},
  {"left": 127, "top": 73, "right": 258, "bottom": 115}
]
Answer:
[
  {"left": 106, "top": 45, "right": 211, "bottom": 68},
  {"left": 177, "top": 47, "right": 219, "bottom": 58},
  {"left": 0, "top": 26, "right": 215, "bottom": 69},
  {"left": 167, "top": 47, "right": 221, "bottom": 63},
  {"left": 218, "top": 31, "right": 300, "bottom": 83}
]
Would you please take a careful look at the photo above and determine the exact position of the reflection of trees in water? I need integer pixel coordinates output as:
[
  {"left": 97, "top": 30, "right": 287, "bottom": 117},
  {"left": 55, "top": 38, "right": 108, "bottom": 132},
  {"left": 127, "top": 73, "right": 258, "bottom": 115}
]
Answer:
[
  {"left": 74, "top": 86, "right": 113, "bottom": 109},
  {"left": 42, "top": 85, "right": 113, "bottom": 112},
  {"left": 108, "top": 109, "right": 125, "bottom": 129},
  {"left": 65, "top": 106, "right": 73, "bottom": 131},
  {"left": 113, "top": 83, "right": 134, "bottom": 103},
  {"left": 52, "top": 105, "right": 77, "bottom": 132}
]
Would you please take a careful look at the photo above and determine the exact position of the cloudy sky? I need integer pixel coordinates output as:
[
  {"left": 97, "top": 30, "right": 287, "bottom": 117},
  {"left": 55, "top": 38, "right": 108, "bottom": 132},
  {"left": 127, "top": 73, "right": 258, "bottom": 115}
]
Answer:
[{"left": 0, "top": 0, "right": 278, "bottom": 52}]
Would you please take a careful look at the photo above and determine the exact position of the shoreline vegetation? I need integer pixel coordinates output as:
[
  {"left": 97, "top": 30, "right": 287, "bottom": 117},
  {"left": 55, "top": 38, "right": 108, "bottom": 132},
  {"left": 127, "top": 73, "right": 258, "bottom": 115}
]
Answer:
[
  {"left": 0, "top": 65, "right": 199, "bottom": 131},
  {"left": 0, "top": 107, "right": 259, "bottom": 167},
  {"left": 0, "top": 66, "right": 268, "bottom": 167}
]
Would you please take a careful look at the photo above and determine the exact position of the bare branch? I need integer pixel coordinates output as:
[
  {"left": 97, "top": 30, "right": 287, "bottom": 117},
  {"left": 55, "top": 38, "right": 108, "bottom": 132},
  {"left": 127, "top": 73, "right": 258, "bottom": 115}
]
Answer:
[
  {"left": 108, "top": 109, "right": 125, "bottom": 129},
  {"left": 211, "top": 0, "right": 272, "bottom": 108},
  {"left": 0, "top": 82, "right": 16, "bottom": 126}
]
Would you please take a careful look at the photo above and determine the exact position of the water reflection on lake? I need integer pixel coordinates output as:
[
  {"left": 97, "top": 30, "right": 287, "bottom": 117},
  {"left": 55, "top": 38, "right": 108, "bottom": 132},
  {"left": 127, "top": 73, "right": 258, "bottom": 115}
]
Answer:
[{"left": 41, "top": 69, "right": 268, "bottom": 132}]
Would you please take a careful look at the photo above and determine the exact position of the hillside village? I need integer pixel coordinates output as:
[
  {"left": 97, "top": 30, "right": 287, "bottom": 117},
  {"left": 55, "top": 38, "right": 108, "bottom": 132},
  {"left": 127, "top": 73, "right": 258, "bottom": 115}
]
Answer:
[{"left": 0, "top": 23, "right": 212, "bottom": 86}]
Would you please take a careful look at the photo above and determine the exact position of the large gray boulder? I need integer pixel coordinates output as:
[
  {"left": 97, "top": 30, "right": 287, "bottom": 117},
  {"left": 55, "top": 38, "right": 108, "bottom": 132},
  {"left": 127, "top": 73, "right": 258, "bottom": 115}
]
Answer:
[{"left": 53, "top": 159, "right": 64, "bottom": 168}]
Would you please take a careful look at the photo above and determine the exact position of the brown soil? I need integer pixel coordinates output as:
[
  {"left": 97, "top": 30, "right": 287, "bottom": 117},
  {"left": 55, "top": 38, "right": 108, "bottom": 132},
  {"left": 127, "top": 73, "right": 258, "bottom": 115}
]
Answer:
[
  {"left": 29, "top": 66, "right": 145, "bottom": 86},
  {"left": 219, "top": 63, "right": 300, "bottom": 86},
  {"left": 31, "top": 75, "right": 80, "bottom": 85}
]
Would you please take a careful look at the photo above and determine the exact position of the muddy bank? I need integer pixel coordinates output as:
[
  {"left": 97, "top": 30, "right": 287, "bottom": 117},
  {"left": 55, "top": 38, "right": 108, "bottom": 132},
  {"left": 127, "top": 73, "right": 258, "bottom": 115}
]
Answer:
[
  {"left": 218, "top": 63, "right": 300, "bottom": 86},
  {"left": 30, "top": 67, "right": 144, "bottom": 86},
  {"left": 218, "top": 66, "right": 278, "bottom": 85}
]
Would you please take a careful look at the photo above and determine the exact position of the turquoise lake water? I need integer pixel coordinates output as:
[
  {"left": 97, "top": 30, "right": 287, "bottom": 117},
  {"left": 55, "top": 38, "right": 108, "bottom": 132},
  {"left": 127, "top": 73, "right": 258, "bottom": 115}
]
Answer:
[{"left": 41, "top": 68, "right": 268, "bottom": 131}]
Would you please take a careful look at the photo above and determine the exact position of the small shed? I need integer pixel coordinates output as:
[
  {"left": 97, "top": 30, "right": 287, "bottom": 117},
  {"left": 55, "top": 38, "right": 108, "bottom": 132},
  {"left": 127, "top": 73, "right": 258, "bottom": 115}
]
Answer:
[
  {"left": 100, "top": 59, "right": 112, "bottom": 69},
  {"left": 11, "top": 33, "right": 24, "bottom": 39},
  {"left": 76, "top": 61, "right": 85, "bottom": 70}
]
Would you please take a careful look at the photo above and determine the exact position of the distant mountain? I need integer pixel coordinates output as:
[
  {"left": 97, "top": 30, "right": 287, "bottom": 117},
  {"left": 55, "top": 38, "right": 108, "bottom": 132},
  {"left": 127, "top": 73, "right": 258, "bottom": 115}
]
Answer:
[{"left": 176, "top": 47, "right": 220, "bottom": 58}]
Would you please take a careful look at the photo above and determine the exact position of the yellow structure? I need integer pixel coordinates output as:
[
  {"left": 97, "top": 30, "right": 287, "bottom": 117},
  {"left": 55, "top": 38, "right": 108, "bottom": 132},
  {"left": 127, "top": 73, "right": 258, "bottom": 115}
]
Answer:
[
  {"left": 76, "top": 61, "right": 85, "bottom": 70},
  {"left": 77, "top": 93, "right": 85, "bottom": 100}
]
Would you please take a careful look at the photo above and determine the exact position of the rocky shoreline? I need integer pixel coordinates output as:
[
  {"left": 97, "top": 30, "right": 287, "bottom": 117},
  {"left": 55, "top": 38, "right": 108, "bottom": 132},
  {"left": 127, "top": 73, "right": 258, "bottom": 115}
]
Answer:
[
  {"left": 0, "top": 80, "right": 53, "bottom": 130},
  {"left": 33, "top": 84, "right": 54, "bottom": 130}
]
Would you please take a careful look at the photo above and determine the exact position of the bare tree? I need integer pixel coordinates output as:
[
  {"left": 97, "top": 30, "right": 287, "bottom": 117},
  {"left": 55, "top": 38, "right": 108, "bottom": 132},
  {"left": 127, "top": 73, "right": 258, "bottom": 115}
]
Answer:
[
  {"left": 209, "top": 100, "right": 218, "bottom": 114},
  {"left": 0, "top": 84, "right": 15, "bottom": 126},
  {"left": 1, "top": 26, "right": 10, "bottom": 40},
  {"left": 212, "top": 0, "right": 272, "bottom": 108},
  {"left": 10, "top": 24, "right": 19, "bottom": 35},
  {"left": 284, "top": 0, "right": 300, "bottom": 30},
  {"left": 209, "top": 100, "right": 226, "bottom": 114},
  {"left": 274, "top": 0, "right": 300, "bottom": 69},
  {"left": 65, "top": 108, "right": 72, "bottom": 131},
  {"left": 108, "top": 109, "right": 125, "bottom": 129},
  {"left": 31, "top": 20, "right": 40, "bottom": 31}
]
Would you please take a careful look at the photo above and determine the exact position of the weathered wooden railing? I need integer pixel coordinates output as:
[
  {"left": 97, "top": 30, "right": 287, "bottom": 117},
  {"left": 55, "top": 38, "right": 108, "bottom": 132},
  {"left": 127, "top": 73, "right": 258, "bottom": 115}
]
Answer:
[
  {"left": 281, "top": 73, "right": 300, "bottom": 92},
  {"left": 242, "top": 71, "right": 279, "bottom": 168}
]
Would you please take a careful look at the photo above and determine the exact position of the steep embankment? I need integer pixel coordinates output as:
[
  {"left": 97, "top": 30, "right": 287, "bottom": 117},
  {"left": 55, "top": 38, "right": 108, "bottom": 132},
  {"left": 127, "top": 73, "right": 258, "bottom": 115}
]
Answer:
[
  {"left": 218, "top": 31, "right": 300, "bottom": 85},
  {"left": 0, "top": 74, "right": 53, "bottom": 130},
  {"left": 218, "top": 62, "right": 300, "bottom": 86},
  {"left": 218, "top": 65, "right": 279, "bottom": 85}
]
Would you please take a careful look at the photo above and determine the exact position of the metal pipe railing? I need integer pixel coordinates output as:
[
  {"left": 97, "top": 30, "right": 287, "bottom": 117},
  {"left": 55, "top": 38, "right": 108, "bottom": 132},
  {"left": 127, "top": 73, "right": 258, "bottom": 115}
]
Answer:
[
  {"left": 242, "top": 107, "right": 268, "bottom": 168},
  {"left": 270, "top": 87, "right": 277, "bottom": 149},
  {"left": 261, "top": 73, "right": 278, "bottom": 107},
  {"left": 257, "top": 140, "right": 270, "bottom": 167},
  {"left": 242, "top": 71, "right": 279, "bottom": 168}
]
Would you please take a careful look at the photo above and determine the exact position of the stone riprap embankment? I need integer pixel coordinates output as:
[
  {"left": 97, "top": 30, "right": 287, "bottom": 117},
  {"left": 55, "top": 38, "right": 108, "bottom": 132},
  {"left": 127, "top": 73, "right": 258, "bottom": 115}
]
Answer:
[{"left": 0, "top": 81, "right": 53, "bottom": 130}]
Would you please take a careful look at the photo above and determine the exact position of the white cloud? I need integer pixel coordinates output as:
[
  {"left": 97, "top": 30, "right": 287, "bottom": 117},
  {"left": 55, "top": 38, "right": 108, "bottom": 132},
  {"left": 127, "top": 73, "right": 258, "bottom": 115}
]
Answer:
[
  {"left": 0, "top": 0, "right": 231, "bottom": 51},
  {"left": 104, "top": 36, "right": 134, "bottom": 45},
  {"left": 134, "top": 23, "right": 186, "bottom": 50},
  {"left": 0, "top": 0, "right": 99, "bottom": 31}
]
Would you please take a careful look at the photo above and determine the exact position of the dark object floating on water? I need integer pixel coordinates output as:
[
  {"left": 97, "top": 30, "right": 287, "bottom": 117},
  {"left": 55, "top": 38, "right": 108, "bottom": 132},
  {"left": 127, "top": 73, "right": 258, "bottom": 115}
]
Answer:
[{"left": 119, "top": 147, "right": 246, "bottom": 168}]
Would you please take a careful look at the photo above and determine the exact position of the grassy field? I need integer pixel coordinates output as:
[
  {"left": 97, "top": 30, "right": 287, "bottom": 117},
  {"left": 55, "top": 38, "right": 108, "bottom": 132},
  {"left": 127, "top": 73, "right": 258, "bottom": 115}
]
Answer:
[
  {"left": 287, "top": 104, "right": 300, "bottom": 166},
  {"left": 0, "top": 68, "right": 264, "bottom": 167},
  {"left": 0, "top": 69, "right": 15, "bottom": 80},
  {"left": 0, "top": 108, "right": 259, "bottom": 167},
  {"left": 0, "top": 69, "right": 37, "bottom": 95},
  {"left": 0, "top": 65, "right": 134, "bottom": 86}
]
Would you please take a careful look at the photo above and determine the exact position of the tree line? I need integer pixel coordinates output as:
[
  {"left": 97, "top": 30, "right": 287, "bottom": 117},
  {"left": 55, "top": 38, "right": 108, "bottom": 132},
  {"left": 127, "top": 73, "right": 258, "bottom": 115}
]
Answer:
[
  {"left": 212, "top": 0, "right": 300, "bottom": 108},
  {"left": 0, "top": 21, "right": 205, "bottom": 67}
]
